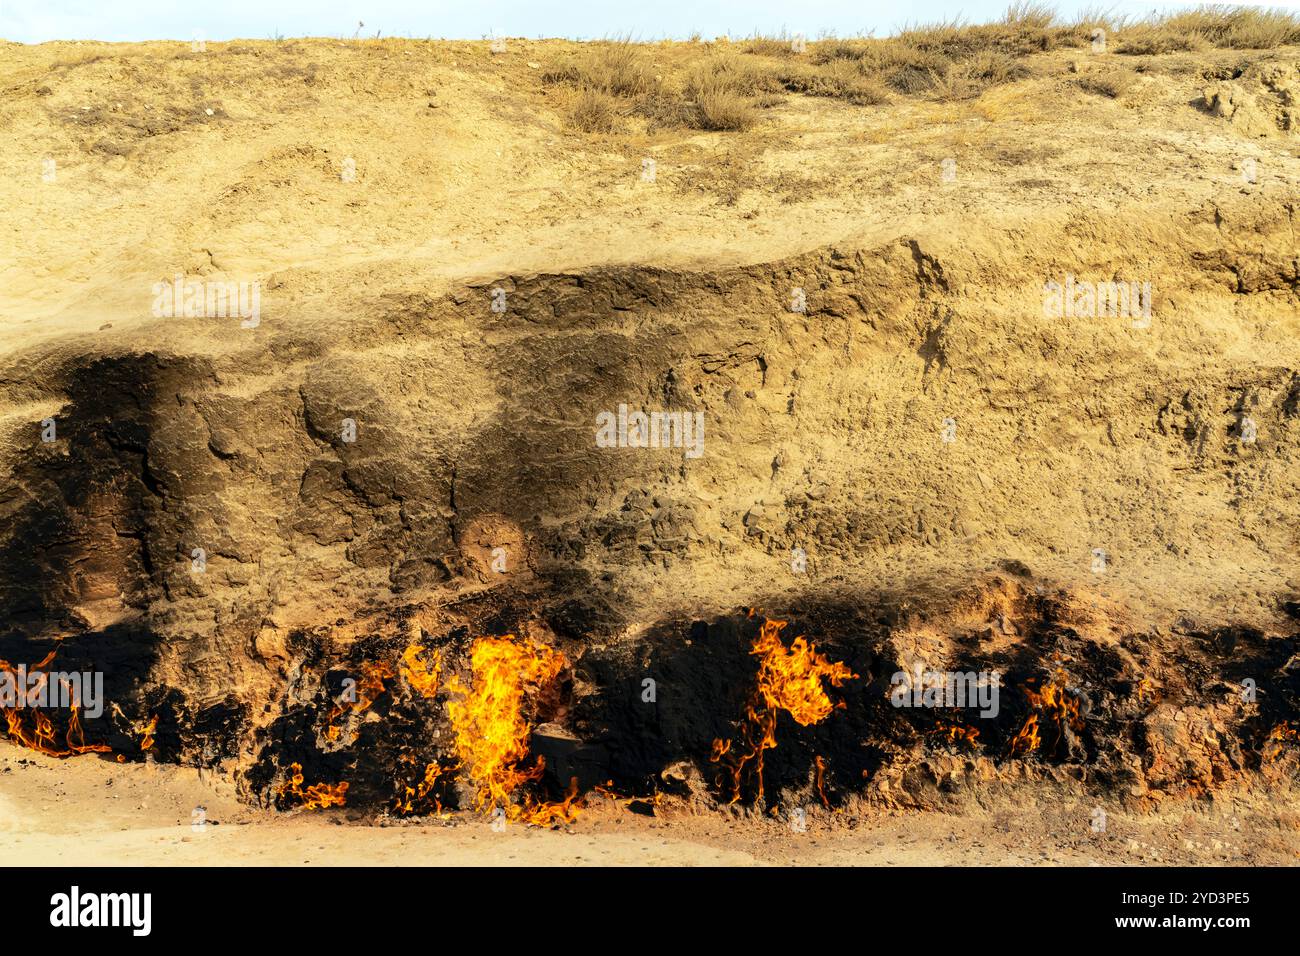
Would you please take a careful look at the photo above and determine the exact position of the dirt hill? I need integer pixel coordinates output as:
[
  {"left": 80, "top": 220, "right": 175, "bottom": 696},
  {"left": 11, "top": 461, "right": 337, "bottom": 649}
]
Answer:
[{"left": 1, "top": 19, "right": 1298, "bottom": 858}]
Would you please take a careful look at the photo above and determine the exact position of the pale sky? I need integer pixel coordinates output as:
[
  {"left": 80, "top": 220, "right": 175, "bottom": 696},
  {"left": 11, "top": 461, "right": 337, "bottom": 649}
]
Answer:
[{"left": 2, "top": 0, "right": 1298, "bottom": 43}]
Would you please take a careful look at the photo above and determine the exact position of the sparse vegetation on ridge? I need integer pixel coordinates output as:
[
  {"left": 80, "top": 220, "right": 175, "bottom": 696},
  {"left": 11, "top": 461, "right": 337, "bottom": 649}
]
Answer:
[{"left": 540, "top": 4, "right": 1300, "bottom": 132}]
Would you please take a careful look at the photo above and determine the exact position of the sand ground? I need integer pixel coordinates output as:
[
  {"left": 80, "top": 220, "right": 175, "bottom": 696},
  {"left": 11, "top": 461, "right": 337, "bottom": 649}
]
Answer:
[{"left": 3, "top": 748, "right": 1295, "bottom": 866}]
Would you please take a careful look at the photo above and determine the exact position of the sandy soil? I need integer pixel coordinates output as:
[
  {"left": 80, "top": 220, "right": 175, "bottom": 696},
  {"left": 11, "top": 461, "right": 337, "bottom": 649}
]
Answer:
[{"left": 3, "top": 748, "right": 1295, "bottom": 866}]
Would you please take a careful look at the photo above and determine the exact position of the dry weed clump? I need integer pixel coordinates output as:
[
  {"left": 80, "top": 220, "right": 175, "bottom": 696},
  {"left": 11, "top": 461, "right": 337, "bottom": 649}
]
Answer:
[
  {"left": 682, "top": 56, "right": 769, "bottom": 130},
  {"left": 569, "top": 88, "right": 620, "bottom": 132},
  {"left": 543, "top": 39, "right": 655, "bottom": 96}
]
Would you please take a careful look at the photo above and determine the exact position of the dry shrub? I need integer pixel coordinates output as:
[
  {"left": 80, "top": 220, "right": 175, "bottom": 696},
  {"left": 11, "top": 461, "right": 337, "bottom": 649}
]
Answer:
[
  {"left": 927, "top": 50, "right": 1029, "bottom": 100},
  {"left": 694, "top": 87, "right": 757, "bottom": 130},
  {"left": 889, "top": 64, "right": 944, "bottom": 94},
  {"left": 569, "top": 89, "right": 619, "bottom": 132},
  {"left": 549, "top": 7, "right": 1300, "bottom": 135},
  {"left": 632, "top": 91, "right": 697, "bottom": 129},
  {"left": 1177, "top": 5, "right": 1300, "bottom": 48},
  {"left": 811, "top": 39, "right": 872, "bottom": 64},
  {"left": 744, "top": 34, "right": 803, "bottom": 57},
  {"left": 1059, "top": 6, "right": 1126, "bottom": 46},
  {"left": 683, "top": 57, "right": 769, "bottom": 130},
  {"left": 683, "top": 55, "right": 778, "bottom": 97},
  {"left": 860, "top": 39, "right": 950, "bottom": 76},
  {"left": 894, "top": 19, "right": 973, "bottom": 57},
  {"left": 897, "top": 4, "right": 1056, "bottom": 59},
  {"left": 544, "top": 39, "right": 655, "bottom": 96},
  {"left": 961, "top": 49, "right": 1028, "bottom": 85},
  {"left": 1004, "top": 1, "right": 1056, "bottom": 30},
  {"left": 1115, "top": 24, "right": 1209, "bottom": 55},
  {"left": 779, "top": 59, "right": 890, "bottom": 104}
]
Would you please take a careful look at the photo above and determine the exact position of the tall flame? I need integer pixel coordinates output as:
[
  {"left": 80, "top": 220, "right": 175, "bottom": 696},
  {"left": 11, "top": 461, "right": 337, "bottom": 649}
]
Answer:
[
  {"left": 711, "top": 616, "right": 857, "bottom": 805},
  {"left": 446, "top": 635, "right": 579, "bottom": 825}
]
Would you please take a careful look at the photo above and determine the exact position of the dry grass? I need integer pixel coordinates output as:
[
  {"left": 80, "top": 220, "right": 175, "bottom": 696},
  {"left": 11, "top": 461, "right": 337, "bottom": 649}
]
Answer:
[
  {"left": 682, "top": 57, "right": 767, "bottom": 130},
  {"left": 542, "top": 39, "right": 656, "bottom": 96},
  {"left": 569, "top": 88, "right": 620, "bottom": 132},
  {"left": 960, "top": 49, "right": 1029, "bottom": 86},
  {"left": 1113, "top": 24, "right": 1209, "bottom": 56},
  {"left": 1116, "top": 6, "right": 1300, "bottom": 54},
  {"left": 1076, "top": 67, "right": 1138, "bottom": 99},
  {"left": 777, "top": 59, "right": 891, "bottom": 105},
  {"left": 743, "top": 33, "right": 805, "bottom": 58},
  {"left": 692, "top": 87, "right": 757, "bottom": 130},
  {"left": 545, "top": 5, "right": 1300, "bottom": 133}
]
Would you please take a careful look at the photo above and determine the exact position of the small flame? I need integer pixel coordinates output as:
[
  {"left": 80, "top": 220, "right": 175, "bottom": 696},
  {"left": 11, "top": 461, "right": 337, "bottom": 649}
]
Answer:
[
  {"left": 711, "top": 616, "right": 857, "bottom": 805},
  {"left": 931, "top": 719, "right": 980, "bottom": 747},
  {"left": 1009, "top": 669, "right": 1083, "bottom": 757},
  {"left": 1, "top": 649, "right": 110, "bottom": 758},
  {"left": 136, "top": 714, "right": 158, "bottom": 751},
  {"left": 1264, "top": 722, "right": 1298, "bottom": 763},
  {"left": 593, "top": 779, "right": 664, "bottom": 812},
  {"left": 1135, "top": 677, "right": 1155, "bottom": 704},
  {"left": 277, "top": 761, "right": 349, "bottom": 809},
  {"left": 323, "top": 659, "right": 396, "bottom": 741},
  {"left": 1009, "top": 713, "right": 1040, "bottom": 756},
  {"left": 395, "top": 760, "right": 455, "bottom": 816},
  {"left": 401, "top": 643, "right": 442, "bottom": 699}
]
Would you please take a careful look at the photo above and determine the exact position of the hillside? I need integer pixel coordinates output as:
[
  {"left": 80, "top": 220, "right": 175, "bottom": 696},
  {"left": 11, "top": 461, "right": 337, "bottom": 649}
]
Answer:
[{"left": 1, "top": 16, "right": 1298, "bottom": 861}]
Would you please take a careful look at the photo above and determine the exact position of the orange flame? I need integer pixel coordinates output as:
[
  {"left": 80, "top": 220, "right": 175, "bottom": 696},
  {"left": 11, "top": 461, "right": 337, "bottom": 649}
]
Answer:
[
  {"left": 711, "top": 617, "right": 857, "bottom": 805},
  {"left": 931, "top": 719, "right": 981, "bottom": 747},
  {"left": 136, "top": 714, "right": 158, "bottom": 751},
  {"left": 446, "top": 635, "right": 579, "bottom": 826},
  {"left": 593, "top": 779, "right": 665, "bottom": 813},
  {"left": 1, "top": 649, "right": 110, "bottom": 758},
  {"left": 396, "top": 760, "right": 455, "bottom": 816},
  {"left": 752, "top": 620, "right": 857, "bottom": 727},
  {"left": 1135, "top": 677, "right": 1155, "bottom": 704},
  {"left": 401, "top": 643, "right": 442, "bottom": 699},
  {"left": 1009, "top": 713, "right": 1040, "bottom": 756},
  {"left": 354, "top": 660, "right": 395, "bottom": 713},
  {"left": 1009, "top": 669, "right": 1082, "bottom": 757},
  {"left": 323, "top": 659, "right": 396, "bottom": 741},
  {"left": 813, "top": 755, "right": 830, "bottom": 808},
  {"left": 277, "top": 761, "right": 349, "bottom": 809},
  {"left": 1264, "top": 722, "right": 1298, "bottom": 763}
]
